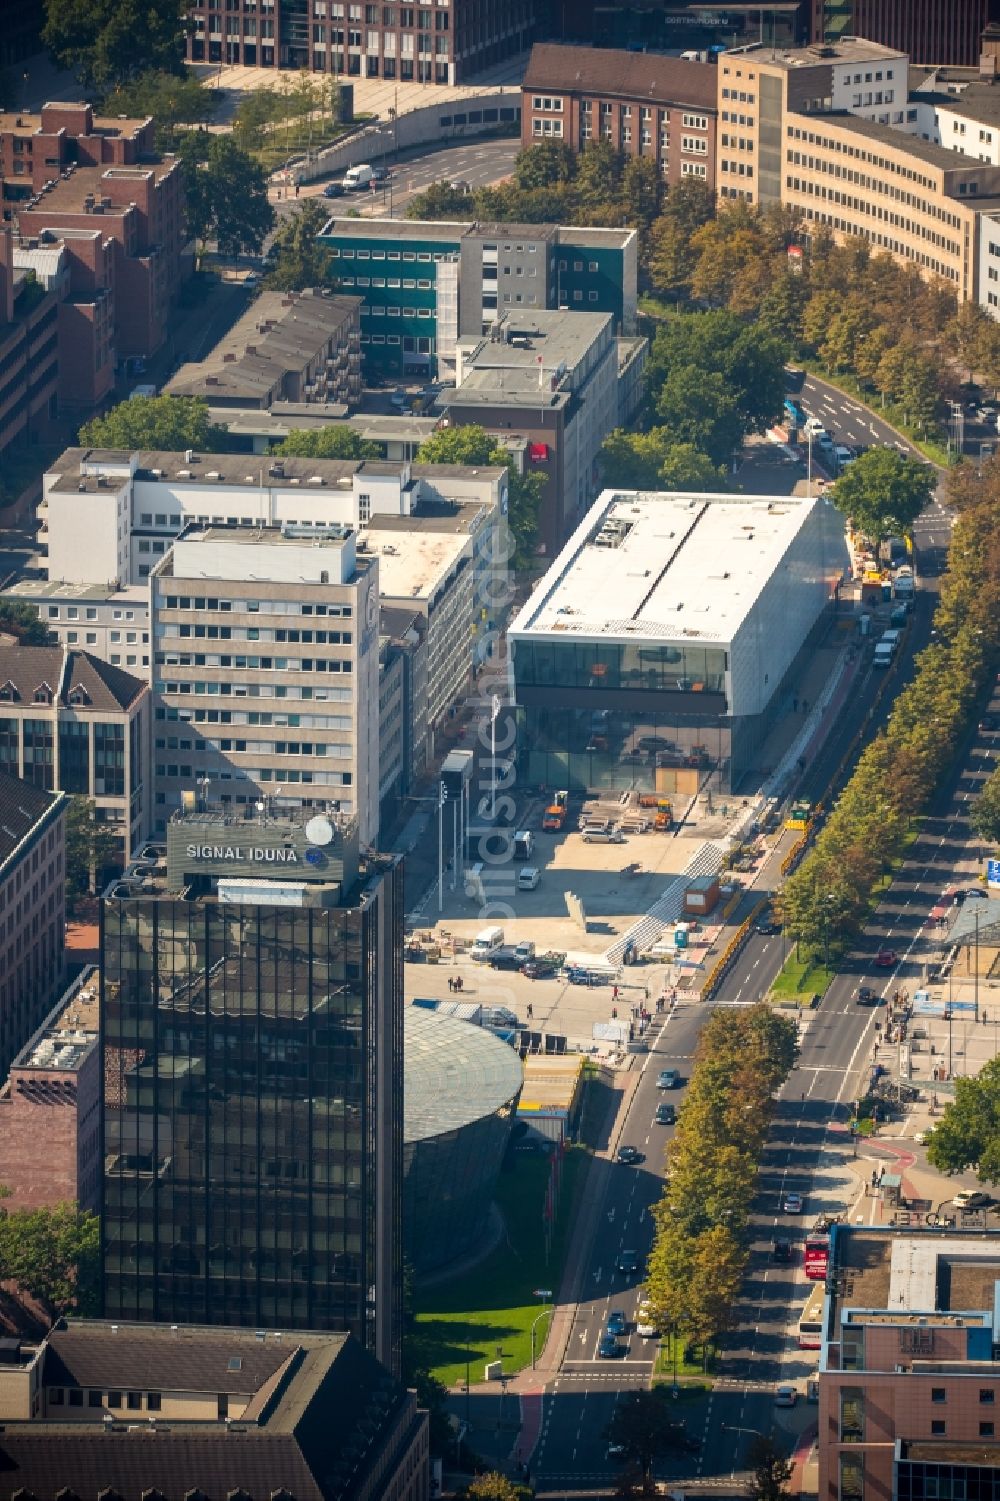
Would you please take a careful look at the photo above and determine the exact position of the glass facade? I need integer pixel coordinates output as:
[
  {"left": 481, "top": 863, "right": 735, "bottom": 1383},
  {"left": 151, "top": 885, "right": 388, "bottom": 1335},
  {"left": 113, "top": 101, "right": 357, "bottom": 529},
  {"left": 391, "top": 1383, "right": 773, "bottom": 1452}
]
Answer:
[
  {"left": 402, "top": 1009, "right": 522, "bottom": 1279},
  {"left": 101, "top": 863, "right": 403, "bottom": 1373},
  {"left": 23, "top": 718, "right": 54, "bottom": 789},
  {"left": 897, "top": 1458, "right": 1000, "bottom": 1501},
  {"left": 514, "top": 638, "right": 728, "bottom": 697},
  {"left": 517, "top": 704, "right": 728, "bottom": 796},
  {"left": 59, "top": 720, "right": 90, "bottom": 794}
]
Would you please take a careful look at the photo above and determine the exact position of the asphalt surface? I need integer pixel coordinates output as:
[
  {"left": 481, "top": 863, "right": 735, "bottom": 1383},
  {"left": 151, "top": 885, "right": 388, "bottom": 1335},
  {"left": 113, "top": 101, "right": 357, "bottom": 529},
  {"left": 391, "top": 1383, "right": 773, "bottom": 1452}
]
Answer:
[
  {"left": 524, "top": 462, "right": 977, "bottom": 1495},
  {"left": 273, "top": 137, "right": 519, "bottom": 225}
]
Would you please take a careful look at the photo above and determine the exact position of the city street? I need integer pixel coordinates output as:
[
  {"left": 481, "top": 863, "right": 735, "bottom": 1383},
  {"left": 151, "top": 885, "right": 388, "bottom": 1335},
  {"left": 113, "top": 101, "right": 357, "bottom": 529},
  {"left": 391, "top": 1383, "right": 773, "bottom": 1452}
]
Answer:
[
  {"left": 273, "top": 137, "right": 519, "bottom": 224},
  {"left": 508, "top": 479, "right": 990, "bottom": 1495}
]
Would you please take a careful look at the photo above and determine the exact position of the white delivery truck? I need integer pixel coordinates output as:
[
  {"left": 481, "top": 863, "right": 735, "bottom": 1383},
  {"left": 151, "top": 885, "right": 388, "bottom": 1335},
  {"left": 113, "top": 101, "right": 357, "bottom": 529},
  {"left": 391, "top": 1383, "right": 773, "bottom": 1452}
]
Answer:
[
  {"left": 342, "top": 163, "right": 374, "bottom": 191},
  {"left": 471, "top": 926, "right": 505, "bottom": 960}
]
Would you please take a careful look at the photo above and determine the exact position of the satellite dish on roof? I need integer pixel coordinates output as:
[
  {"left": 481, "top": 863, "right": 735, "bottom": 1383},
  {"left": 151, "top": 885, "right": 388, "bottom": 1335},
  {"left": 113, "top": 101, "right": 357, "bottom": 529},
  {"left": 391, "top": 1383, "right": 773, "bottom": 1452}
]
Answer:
[{"left": 305, "top": 815, "right": 335, "bottom": 846}]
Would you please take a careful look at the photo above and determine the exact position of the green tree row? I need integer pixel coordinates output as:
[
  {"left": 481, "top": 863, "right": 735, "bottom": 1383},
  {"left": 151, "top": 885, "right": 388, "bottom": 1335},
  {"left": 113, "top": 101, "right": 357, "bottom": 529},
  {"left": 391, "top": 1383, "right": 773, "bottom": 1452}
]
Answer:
[
  {"left": 644, "top": 1005, "right": 797, "bottom": 1351},
  {"left": 407, "top": 139, "right": 666, "bottom": 237},
  {"left": 779, "top": 457, "right": 1000, "bottom": 955},
  {"left": 646, "top": 194, "right": 1000, "bottom": 439}
]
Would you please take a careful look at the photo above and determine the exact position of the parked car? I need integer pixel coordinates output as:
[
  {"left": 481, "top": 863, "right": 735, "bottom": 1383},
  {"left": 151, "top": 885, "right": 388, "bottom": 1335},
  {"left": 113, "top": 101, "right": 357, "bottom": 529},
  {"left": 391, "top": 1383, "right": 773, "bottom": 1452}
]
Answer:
[
  {"left": 523, "top": 954, "right": 560, "bottom": 980},
  {"left": 953, "top": 1189, "right": 990, "bottom": 1209},
  {"left": 964, "top": 887, "right": 989, "bottom": 899},
  {"left": 783, "top": 1192, "right": 804, "bottom": 1213},
  {"left": 617, "top": 1145, "right": 642, "bottom": 1165},
  {"left": 657, "top": 1069, "right": 680, "bottom": 1090},
  {"left": 655, "top": 1101, "right": 676, "bottom": 1125}
]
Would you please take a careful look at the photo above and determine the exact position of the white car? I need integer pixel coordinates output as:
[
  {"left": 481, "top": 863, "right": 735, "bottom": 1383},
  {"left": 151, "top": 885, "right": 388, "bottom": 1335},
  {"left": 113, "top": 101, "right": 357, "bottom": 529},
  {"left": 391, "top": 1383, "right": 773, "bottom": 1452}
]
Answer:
[
  {"left": 775, "top": 1384, "right": 798, "bottom": 1408},
  {"left": 636, "top": 1317, "right": 658, "bottom": 1338},
  {"left": 518, "top": 866, "right": 540, "bottom": 891},
  {"left": 954, "top": 1189, "right": 990, "bottom": 1210},
  {"left": 804, "top": 416, "right": 826, "bottom": 435},
  {"left": 783, "top": 1192, "right": 804, "bottom": 1213}
]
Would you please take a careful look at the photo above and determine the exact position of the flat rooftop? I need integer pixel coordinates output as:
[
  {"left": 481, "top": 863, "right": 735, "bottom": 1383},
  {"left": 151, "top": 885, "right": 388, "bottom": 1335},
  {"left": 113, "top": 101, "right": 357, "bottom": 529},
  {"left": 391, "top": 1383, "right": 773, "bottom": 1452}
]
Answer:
[
  {"left": 361, "top": 520, "right": 471, "bottom": 600},
  {"left": 460, "top": 310, "right": 613, "bottom": 375},
  {"left": 11, "top": 967, "right": 99, "bottom": 1076},
  {"left": 728, "top": 36, "right": 906, "bottom": 67},
  {"left": 206, "top": 407, "right": 440, "bottom": 443},
  {"left": 509, "top": 490, "right": 820, "bottom": 646},
  {"left": 832, "top": 1227, "right": 1000, "bottom": 1329},
  {"left": 20, "top": 160, "right": 175, "bottom": 216},
  {"left": 320, "top": 215, "right": 635, "bottom": 250},
  {"left": 2, "top": 579, "right": 148, "bottom": 606}
]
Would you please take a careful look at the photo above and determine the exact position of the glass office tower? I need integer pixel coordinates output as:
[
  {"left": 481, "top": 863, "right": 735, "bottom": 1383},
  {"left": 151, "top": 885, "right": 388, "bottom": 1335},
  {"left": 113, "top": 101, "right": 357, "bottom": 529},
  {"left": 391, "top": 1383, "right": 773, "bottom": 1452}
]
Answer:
[{"left": 100, "top": 813, "right": 403, "bottom": 1377}]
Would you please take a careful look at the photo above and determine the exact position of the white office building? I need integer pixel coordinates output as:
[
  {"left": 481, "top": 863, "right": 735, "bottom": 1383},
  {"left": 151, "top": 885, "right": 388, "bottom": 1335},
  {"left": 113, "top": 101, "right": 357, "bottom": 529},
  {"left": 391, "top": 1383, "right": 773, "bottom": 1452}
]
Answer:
[
  {"left": 151, "top": 524, "right": 381, "bottom": 844},
  {"left": 508, "top": 489, "right": 848, "bottom": 793}
]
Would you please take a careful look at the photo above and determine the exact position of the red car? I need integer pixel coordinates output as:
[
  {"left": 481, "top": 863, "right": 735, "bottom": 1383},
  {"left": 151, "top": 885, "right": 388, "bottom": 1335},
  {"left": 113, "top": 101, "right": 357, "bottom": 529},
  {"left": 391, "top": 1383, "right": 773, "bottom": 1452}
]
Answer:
[{"left": 874, "top": 948, "right": 898, "bottom": 968}]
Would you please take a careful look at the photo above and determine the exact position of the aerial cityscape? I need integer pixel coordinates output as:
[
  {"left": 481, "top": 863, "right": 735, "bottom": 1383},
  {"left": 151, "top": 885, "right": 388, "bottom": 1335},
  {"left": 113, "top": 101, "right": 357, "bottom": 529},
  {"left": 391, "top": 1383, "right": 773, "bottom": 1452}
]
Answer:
[{"left": 5, "top": 1, "right": 1000, "bottom": 1499}]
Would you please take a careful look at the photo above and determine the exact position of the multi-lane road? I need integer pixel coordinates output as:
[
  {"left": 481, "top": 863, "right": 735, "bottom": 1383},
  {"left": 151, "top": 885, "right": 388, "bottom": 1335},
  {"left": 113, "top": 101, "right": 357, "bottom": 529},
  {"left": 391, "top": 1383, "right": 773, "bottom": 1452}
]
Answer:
[
  {"left": 272, "top": 137, "right": 519, "bottom": 225},
  {"left": 526, "top": 417, "right": 978, "bottom": 1494}
]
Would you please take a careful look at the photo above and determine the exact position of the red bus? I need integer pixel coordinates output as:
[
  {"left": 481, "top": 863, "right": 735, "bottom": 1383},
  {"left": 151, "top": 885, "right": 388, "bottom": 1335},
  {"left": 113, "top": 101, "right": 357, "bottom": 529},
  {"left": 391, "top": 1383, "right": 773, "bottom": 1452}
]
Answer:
[{"left": 804, "top": 1233, "right": 830, "bottom": 1281}]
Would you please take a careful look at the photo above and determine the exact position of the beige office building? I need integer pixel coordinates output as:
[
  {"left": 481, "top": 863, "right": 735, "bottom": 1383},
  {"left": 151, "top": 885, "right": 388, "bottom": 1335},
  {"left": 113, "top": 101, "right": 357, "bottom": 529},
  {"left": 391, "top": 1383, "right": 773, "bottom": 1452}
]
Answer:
[
  {"left": 150, "top": 524, "right": 380, "bottom": 844},
  {"left": 716, "top": 37, "right": 1000, "bottom": 301}
]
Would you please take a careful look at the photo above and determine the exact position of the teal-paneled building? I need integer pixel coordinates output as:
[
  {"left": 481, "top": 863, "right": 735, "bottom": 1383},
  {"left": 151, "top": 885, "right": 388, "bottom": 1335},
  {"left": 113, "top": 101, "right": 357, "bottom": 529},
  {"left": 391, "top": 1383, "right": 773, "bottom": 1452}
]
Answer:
[{"left": 319, "top": 215, "right": 637, "bottom": 380}]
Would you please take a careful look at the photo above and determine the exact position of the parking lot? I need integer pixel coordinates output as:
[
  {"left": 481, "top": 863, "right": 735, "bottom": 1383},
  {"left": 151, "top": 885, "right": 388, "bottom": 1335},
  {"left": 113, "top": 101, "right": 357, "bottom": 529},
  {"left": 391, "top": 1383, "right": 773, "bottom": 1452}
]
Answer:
[{"left": 404, "top": 816, "right": 744, "bottom": 1050}]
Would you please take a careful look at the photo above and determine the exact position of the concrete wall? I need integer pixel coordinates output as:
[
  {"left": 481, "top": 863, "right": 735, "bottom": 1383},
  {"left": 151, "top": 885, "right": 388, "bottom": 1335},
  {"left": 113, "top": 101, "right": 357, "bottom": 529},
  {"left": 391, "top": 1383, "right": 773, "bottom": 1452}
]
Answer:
[{"left": 292, "top": 92, "right": 521, "bottom": 184}]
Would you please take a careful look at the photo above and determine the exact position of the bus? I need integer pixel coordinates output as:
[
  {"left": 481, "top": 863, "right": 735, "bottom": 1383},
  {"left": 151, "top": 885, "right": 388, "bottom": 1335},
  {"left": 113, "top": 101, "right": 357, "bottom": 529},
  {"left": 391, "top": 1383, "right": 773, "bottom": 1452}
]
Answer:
[
  {"left": 798, "top": 1283, "right": 826, "bottom": 1349},
  {"left": 804, "top": 1232, "right": 830, "bottom": 1282}
]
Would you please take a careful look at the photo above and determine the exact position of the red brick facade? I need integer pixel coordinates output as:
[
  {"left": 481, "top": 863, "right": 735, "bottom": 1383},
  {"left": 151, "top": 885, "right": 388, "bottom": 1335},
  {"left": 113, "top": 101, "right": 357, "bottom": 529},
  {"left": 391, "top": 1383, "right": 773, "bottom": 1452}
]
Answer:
[{"left": 521, "top": 43, "right": 718, "bottom": 189}]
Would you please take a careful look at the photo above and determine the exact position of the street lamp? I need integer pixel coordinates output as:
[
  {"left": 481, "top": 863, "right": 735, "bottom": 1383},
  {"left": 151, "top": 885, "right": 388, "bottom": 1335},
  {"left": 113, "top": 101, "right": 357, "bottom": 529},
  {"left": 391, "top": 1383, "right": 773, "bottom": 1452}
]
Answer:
[{"left": 530, "top": 1289, "right": 553, "bottom": 1370}]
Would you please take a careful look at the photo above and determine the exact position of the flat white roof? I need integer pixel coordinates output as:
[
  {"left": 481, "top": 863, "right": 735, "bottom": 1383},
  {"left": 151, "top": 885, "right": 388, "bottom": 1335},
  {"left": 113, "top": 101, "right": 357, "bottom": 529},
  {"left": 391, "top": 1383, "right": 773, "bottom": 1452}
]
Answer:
[
  {"left": 509, "top": 490, "right": 820, "bottom": 646},
  {"left": 362, "top": 524, "right": 469, "bottom": 601}
]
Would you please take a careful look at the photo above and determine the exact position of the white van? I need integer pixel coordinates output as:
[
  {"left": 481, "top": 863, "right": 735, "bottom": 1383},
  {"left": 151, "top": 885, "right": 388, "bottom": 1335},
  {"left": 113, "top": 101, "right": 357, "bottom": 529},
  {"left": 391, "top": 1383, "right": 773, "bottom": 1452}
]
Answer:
[
  {"left": 471, "top": 926, "right": 505, "bottom": 959},
  {"left": 880, "top": 629, "right": 902, "bottom": 649},
  {"left": 873, "top": 641, "right": 894, "bottom": 668},
  {"left": 343, "top": 163, "right": 374, "bottom": 191}
]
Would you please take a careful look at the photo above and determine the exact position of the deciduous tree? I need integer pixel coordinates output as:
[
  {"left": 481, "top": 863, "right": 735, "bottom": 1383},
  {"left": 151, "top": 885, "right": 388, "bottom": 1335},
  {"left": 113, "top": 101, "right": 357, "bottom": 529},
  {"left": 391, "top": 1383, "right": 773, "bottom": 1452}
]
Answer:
[
  {"left": 78, "top": 395, "right": 226, "bottom": 452},
  {"left": 0, "top": 1203, "right": 100, "bottom": 1318},
  {"left": 604, "top": 1390, "right": 699, "bottom": 1493},
  {"left": 274, "top": 427, "right": 381, "bottom": 460},
  {"left": 745, "top": 1436, "right": 794, "bottom": 1501},
  {"left": 417, "top": 425, "right": 541, "bottom": 565},
  {"left": 265, "top": 199, "right": 338, "bottom": 291},
  {"left": 829, "top": 447, "right": 935, "bottom": 554},
  {"left": 42, "top": 0, "right": 189, "bottom": 92},
  {"left": 0, "top": 601, "right": 51, "bottom": 645},
  {"left": 972, "top": 770, "right": 1000, "bottom": 845}
]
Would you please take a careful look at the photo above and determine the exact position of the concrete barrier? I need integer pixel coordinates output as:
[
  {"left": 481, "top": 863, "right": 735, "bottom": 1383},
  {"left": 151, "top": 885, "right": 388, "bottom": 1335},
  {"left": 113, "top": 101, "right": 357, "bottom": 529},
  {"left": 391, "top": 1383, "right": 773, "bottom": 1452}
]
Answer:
[{"left": 289, "top": 91, "right": 520, "bottom": 184}]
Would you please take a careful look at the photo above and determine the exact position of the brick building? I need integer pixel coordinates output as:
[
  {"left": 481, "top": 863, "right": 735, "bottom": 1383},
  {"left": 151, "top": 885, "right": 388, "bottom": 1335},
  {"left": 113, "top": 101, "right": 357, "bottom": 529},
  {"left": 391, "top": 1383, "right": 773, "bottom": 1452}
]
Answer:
[
  {"left": 0, "top": 771, "right": 66, "bottom": 1083},
  {"left": 813, "top": 0, "right": 1000, "bottom": 67},
  {"left": 0, "top": 967, "right": 100, "bottom": 1213},
  {"left": 521, "top": 43, "right": 718, "bottom": 187},
  {"left": 185, "top": 0, "right": 535, "bottom": 83},
  {"left": 818, "top": 1225, "right": 1000, "bottom": 1501},
  {"left": 2, "top": 104, "right": 185, "bottom": 364},
  {"left": 14, "top": 227, "right": 115, "bottom": 417},
  {"left": 0, "top": 227, "right": 60, "bottom": 459}
]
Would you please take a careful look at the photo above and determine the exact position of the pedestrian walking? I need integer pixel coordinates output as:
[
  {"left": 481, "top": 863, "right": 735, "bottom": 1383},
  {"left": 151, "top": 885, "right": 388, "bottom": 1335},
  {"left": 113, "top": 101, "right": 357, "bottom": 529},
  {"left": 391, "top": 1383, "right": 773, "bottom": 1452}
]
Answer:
[
  {"left": 527, "top": 1003, "right": 533, "bottom": 1020},
  {"left": 613, "top": 985, "right": 619, "bottom": 1002}
]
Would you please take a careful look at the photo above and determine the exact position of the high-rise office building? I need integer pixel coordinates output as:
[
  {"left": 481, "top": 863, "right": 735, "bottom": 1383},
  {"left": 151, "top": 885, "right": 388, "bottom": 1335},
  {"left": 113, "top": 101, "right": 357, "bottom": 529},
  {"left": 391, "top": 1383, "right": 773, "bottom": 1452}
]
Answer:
[
  {"left": 150, "top": 522, "right": 381, "bottom": 846},
  {"left": 100, "top": 809, "right": 403, "bottom": 1376}
]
